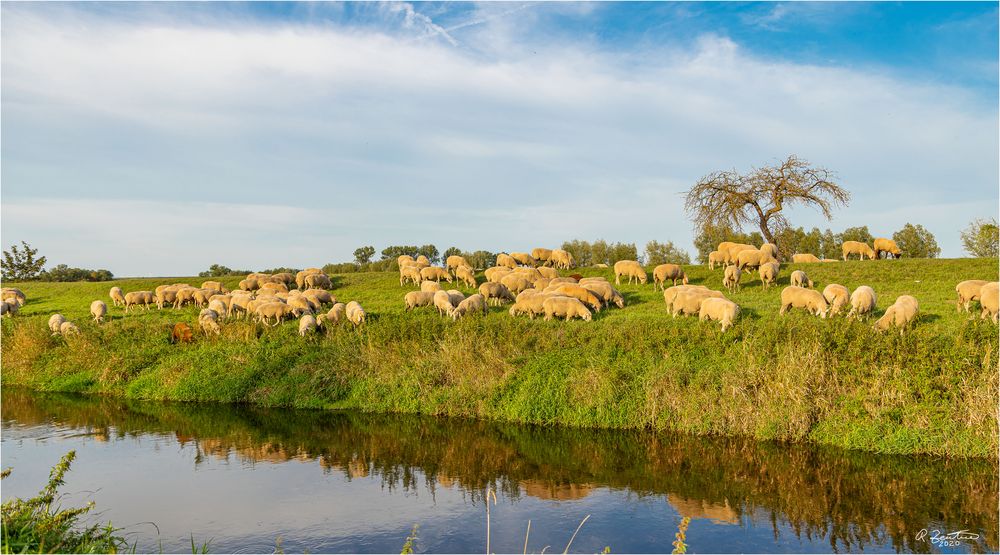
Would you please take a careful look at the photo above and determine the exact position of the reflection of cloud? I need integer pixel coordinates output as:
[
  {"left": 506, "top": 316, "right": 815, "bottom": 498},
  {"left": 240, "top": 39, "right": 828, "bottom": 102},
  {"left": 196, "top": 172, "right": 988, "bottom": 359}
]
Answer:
[{"left": 667, "top": 494, "right": 739, "bottom": 525}]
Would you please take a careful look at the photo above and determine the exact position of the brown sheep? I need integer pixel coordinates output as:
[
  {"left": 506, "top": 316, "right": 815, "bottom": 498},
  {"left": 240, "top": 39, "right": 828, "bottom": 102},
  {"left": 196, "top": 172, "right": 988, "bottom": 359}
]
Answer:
[
  {"left": 779, "top": 286, "right": 828, "bottom": 318},
  {"left": 171, "top": 322, "right": 194, "bottom": 344},
  {"left": 652, "top": 264, "right": 688, "bottom": 290},
  {"left": 873, "top": 238, "right": 902, "bottom": 259},
  {"left": 842, "top": 241, "right": 876, "bottom": 261}
]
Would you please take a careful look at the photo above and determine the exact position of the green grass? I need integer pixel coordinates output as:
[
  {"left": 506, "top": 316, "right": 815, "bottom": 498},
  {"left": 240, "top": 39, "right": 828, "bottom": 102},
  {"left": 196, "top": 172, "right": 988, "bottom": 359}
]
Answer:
[{"left": 2, "top": 258, "right": 998, "bottom": 457}]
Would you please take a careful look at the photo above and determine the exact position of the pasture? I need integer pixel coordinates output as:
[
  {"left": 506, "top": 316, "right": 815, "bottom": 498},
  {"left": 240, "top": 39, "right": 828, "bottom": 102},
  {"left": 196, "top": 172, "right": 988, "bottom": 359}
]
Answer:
[{"left": 2, "top": 257, "right": 997, "bottom": 457}]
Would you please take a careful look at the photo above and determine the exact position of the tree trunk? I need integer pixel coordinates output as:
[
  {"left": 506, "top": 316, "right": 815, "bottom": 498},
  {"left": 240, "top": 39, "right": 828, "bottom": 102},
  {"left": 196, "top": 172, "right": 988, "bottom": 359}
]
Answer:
[{"left": 758, "top": 221, "right": 776, "bottom": 246}]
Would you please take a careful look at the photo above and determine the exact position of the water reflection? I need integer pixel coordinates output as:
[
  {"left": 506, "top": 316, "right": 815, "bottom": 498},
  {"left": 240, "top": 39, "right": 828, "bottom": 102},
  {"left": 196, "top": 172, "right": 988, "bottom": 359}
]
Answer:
[{"left": 2, "top": 389, "right": 996, "bottom": 553}]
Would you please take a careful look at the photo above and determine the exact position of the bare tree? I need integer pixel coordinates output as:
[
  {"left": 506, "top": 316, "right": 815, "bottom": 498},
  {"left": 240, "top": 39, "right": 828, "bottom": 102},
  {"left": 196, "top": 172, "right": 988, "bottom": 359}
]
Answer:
[{"left": 684, "top": 155, "right": 850, "bottom": 247}]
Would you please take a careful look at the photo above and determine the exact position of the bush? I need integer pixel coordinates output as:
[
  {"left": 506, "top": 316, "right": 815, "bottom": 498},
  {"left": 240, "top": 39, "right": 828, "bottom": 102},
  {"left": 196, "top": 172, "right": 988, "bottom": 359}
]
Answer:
[
  {"left": 893, "top": 223, "right": 940, "bottom": 258},
  {"left": 198, "top": 264, "right": 252, "bottom": 278},
  {"left": 961, "top": 218, "right": 999, "bottom": 258},
  {"left": 37, "top": 265, "right": 114, "bottom": 282},
  {"left": 353, "top": 246, "right": 375, "bottom": 265},
  {"left": 561, "top": 240, "right": 638, "bottom": 267},
  {"left": 644, "top": 241, "right": 691, "bottom": 266}
]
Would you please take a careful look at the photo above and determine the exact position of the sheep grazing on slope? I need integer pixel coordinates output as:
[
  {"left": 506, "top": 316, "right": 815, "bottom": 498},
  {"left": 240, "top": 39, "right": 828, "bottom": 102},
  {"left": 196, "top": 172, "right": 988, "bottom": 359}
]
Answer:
[
  {"left": 404, "top": 291, "right": 436, "bottom": 311},
  {"left": 542, "top": 296, "right": 592, "bottom": 322},
  {"left": 790, "top": 270, "right": 814, "bottom": 288},
  {"left": 124, "top": 291, "right": 155, "bottom": 312},
  {"left": 779, "top": 286, "right": 829, "bottom": 318},
  {"left": 613, "top": 260, "right": 647, "bottom": 285},
  {"left": 208, "top": 298, "right": 229, "bottom": 319},
  {"left": 255, "top": 302, "right": 295, "bottom": 326},
  {"left": 652, "top": 264, "right": 688, "bottom": 290},
  {"left": 238, "top": 278, "right": 259, "bottom": 292},
  {"left": 420, "top": 267, "right": 452, "bottom": 283},
  {"left": 109, "top": 286, "right": 126, "bottom": 307},
  {"left": 304, "top": 273, "right": 332, "bottom": 290},
  {"left": 433, "top": 290, "right": 457, "bottom": 317},
  {"left": 735, "top": 249, "right": 775, "bottom": 272},
  {"left": 399, "top": 266, "right": 422, "bottom": 286},
  {"left": 874, "top": 295, "right": 919, "bottom": 334},
  {"left": 397, "top": 255, "right": 415, "bottom": 268},
  {"left": 535, "top": 266, "right": 559, "bottom": 279},
  {"left": 723, "top": 265, "right": 742, "bottom": 293},
  {"left": 671, "top": 288, "right": 726, "bottom": 317},
  {"left": 198, "top": 309, "right": 222, "bottom": 336},
  {"left": 479, "top": 282, "right": 516, "bottom": 306},
  {"left": 484, "top": 266, "right": 512, "bottom": 283},
  {"left": 979, "top": 282, "right": 999, "bottom": 323},
  {"left": 549, "top": 249, "right": 575, "bottom": 270},
  {"left": 549, "top": 284, "right": 602, "bottom": 312},
  {"left": 319, "top": 303, "right": 347, "bottom": 326},
  {"left": 295, "top": 268, "right": 323, "bottom": 290},
  {"left": 758, "top": 262, "right": 780, "bottom": 289},
  {"left": 724, "top": 244, "right": 756, "bottom": 265},
  {"left": 2, "top": 288, "right": 26, "bottom": 307},
  {"left": 531, "top": 248, "right": 553, "bottom": 265},
  {"left": 579, "top": 280, "right": 625, "bottom": 309},
  {"left": 873, "top": 238, "right": 902, "bottom": 259},
  {"left": 707, "top": 250, "right": 726, "bottom": 270},
  {"left": 662, "top": 285, "right": 712, "bottom": 312},
  {"left": 791, "top": 253, "right": 821, "bottom": 264},
  {"left": 420, "top": 281, "right": 443, "bottom": 293},
  {"left": 842, "top": 241, "right": 876, "bottom": 261},
  {"left": 759, "top": 243, "right": 779, "bottom": 260},
  {"left": 48, "top": 314, "right": 67, "bottom": 334},
  {"left": 59, "top": 321, "right": 80, "bottom": 336},
  {"left": 699, "top": 297, "right": 740, "bottom": 332},
  {"left": 500, "top": 273, "right": 535, "bottom": 295},
  {"left": 496, "top": 253, "right": 517, "bottom": 269},
  {"left": 847, "top": 286, "right": 877, "bottom": 319},
  {"left": 90, "top": 300, "right": 108, "bottom": 323},
  {"left": 821, "top": 284, "right": 850, "bottom": 316},
  {"left": 345, "top": 301, "right": 366, "bottom": 326},
  {"left": 298, "top": 314, "right": 318, "bottom": 336},
  {"left": 452, "top": 294, "right": 488, "bottom": 320},
  {"left": 955, "top": 280, "right": 990, "bottom": 313},
  {"left": 445, "top": 255, "right": 470, "bottom": 271},
  {"left": 509, "top": 291, "right": 552, "bottom": 319},
  {"left": 454, "top": 265, "right": 477, "bottom": 288}
]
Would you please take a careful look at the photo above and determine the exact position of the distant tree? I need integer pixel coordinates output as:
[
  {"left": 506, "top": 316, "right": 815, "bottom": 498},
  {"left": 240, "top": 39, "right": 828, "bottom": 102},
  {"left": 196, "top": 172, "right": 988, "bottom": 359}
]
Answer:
[
  {"left": 198, "top": 264, "right": 251, "bottom": 278},
  {"left": 893, "top": 223, "right": 940, "bottom": 258},
  {"left": 258, "top": 267, "right": 299, "bottom": 275},
  {"left": 590, "top": 240, "right": 610, "bottom": 266},
  {"left": 1, "top": 241, "right": 47, "bottom": 281},
  {"left": 692, "top": 223, "right": 762, "bottom": 263},
  {"left": 820, "top": 229, "right": 839, "bottom": 259},
  {"left": 561, "top": 240, "right": 593, "bottom": 267},
  {"left": 608, "top": 242, "right": 639, "bottom": 264},
  {"left": 443, "top": 247, "right": 463, "bottom": 261},
  {"left": 685, "top": 155, "right": 849, "bottom": 250},
  {"left": 39, "top": 265, "right": 114, "bottom": 282},
  {"left": 645, "top": 241, "right": 691, "bottom": 266},
  {"left": 417, "top": 244, "right": 440, "bottom": 265},
  {"left": 380, "top": 245, "right": 420, "bottom": 261},
  {"left": 353, "top": 246, "right": 375, "bottom": 265},
  {"left": 960, "top": 218, "right": 999, "bottom": 258},
  {"left": 837, "top": 226, "right": 874, "bottom": 246},
  {"left": 463, "top": 250, "right": 496, "bottom": 270}
]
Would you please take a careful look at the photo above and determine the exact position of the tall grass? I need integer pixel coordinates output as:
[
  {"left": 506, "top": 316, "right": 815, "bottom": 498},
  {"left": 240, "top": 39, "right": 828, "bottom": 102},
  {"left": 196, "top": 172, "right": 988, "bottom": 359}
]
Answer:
[{"left": 2, "top": 258, "right": 997, "bottom": 457}]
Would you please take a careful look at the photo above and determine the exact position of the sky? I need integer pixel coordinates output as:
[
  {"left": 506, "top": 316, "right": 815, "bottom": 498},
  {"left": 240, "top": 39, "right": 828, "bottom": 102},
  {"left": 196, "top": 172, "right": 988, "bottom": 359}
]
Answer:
[{"left": 2, "top": 1, "right": 997, "bottom": 276}]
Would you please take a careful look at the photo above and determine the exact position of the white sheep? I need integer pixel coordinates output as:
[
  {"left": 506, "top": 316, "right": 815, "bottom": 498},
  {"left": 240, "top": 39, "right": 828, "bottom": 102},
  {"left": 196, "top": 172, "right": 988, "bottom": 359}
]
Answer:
[
  {"left": 790, "top": 270, "right": 814, "bottom": 288},
  {"left": 708, "top": 250, "right": 726, "bottom": 270},
  {"left": 955, "top": 280, "right": 990, "bottom": 312},
  {"left": 842, "top": 241, "right": 876, "bottom": 261},
  {"left": 542, "top": 296, "right": 592, "bottom": 322},
  {"left": 791, "top": 253, "right": 821, "bottom": 264},
  {"left": 299, "top": 314, "right": 318, "bottom": 336},
  {"left": 59, "top": 321, "right": 80, "bottom": 336},
  {"left": 652, "top": 264, "right": 688, "bottom": 290},
  {"left": 90, "top": 300, "right": 108, "bottom": 323},
  {"left": 454, "top": 265, "right": 477, "bottom": 288},
  {"left": 723, "top": 265, "right": 742, "bottom": 293},
  {"left": 198, "top": 309, "right": 222, "bottom": 335},
  {"left": 779, "top": 286, "right": 828, "bottom": 318},
  {"left": 979, "top": 282, "right": 999, "bottom": 323},
  {"left": 433, "top": 290, "right": 457, "bottom": 317},
  {"left": 346, "top": 301, "right": 366, "bottom": 326},
  {"left": 48, "top": 313, "right": 66, "bottom": 333},
  {"left": 821, "top": 284, "right": 850, "bottom": 316},
  {"left": 452, "top": 294, "right": 488, "bottom": 320},
  {"left": 479, "top": 282, "right": 516, "bottom": 306},
  {"left": 109, "top": 286, "right": 125, "bottom": 307},
  {"left": 874, "top": 295, "right": 919, "bottom": 334},
  {"left": 420, "top": 281, "right": 443, "bottom": 293},
  {"left": 671, "top": 288, "right": 726, "bottom": 317},
  {"left": 404, "top": 291, "right": 436, "bottom": 310},
  {"left": 758, "top": 262, "right": 780, "bottom": 289},
  {"left": 613, "top": 260, "right": 647, "bottom": 285},
  {"left": 699, "top": 297, "right": 740, "bottom": 332},
  {"left": 847, "top": 286, "right": 877, "bottom": 319}
]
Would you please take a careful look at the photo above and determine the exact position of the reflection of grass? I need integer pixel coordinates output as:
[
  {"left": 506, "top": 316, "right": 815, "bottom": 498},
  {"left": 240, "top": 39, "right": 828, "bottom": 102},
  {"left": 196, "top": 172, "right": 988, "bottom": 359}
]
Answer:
[
  {"left": 2, "top": 257, "right": 998, "bottom": 457},
  {"left": 1, "top": 451, "right": 125, "bottom": 553}
]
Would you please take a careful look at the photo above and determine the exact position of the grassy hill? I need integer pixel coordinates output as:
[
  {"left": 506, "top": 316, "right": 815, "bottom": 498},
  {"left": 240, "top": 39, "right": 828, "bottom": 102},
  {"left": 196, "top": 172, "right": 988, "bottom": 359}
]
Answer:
[{"left": 2, "top": 257, "right": 997, "bottom": 457}]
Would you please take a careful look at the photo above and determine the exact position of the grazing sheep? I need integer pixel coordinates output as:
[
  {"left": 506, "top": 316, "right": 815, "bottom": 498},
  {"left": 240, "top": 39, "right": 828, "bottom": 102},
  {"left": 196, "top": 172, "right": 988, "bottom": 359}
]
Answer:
[
  {"left": 48, "top": 313, "right": 66, "bottom": 333},
  {"left": 708, "top": 250, "right": 726, "bottom": 270},
  {"left": 273, "top": 272, "right": 297, "bottom": 287},
  {"left": 955, "top": 280, "right": 990, "bottom": 312},
  {"left": 759, "top": 262, "right": 780, "bottom": 289},
  {"left": 550, "top": 284, "right": 602, "bottom": 312},
  {"left": 2, "top": 288, "right": 26, "bottom": 307},
  {"left": 496, "top": 253, "right": 517, "bottom": 269},
  {"left": 172, "top": 287, "right": 198, "bottom": 309},
  {"left": 671, "top": 288, "right": 727, "bottom": 317},
  {"left": 90, "top": 300, "right": 108, "bottom": 323},
  {"left": 446, "top": 290, "right": 465, "bottom": 306},
  {"left": 484, "top": 266, "right": 513, "bottom": 283},
  {"left": 652, "top": 264, "right": 688, "bottom": 290},
  {"left": 304, "top": 289, "right": 333, "bottom": 304},
  {"left": 453, "top": 265, "right": 477, "bottom": 288},
  {"left": 445, "top": 255, "right": 470, "bottom": 271},
  {"left": 535, "top": 266, "right": 559, "bottom": 279},
  {"left": 533, "top": 278, "right": 553, "bottom": 291},
  {"left": 420, "top": 266, "right": 453, "bottom": 283},
  {"left": 0, "top": 300, "right": 15, "bottom": 317},
  {"left": 532, "top": 248, "right": 553, "bottom": 265},
  {"left": 979, "top": 282, "right": 999, "bottom": 323},
  {"left": 724, "top": 244, "right": 756, "bottom": 265},
  {"left": 298, "top": 314, "right": 318, "bottom": 336},
  {"left": 549, "top": 249, "right": 575, "bottom": 270},
  {"left": 790, "top": 270, "right": 814, "bottom": 288},
  {"left": 287, "top": 296, "right": 315, "bottom": 316},
  {"left": 397, "top": 255, "right": 415, "bottom": 268},
  {"left": 59, "top": 321, "right": 80, "bottom": 336},
  {"left": 736, "top": 249, "right": 775, "bottom": 272},
  {"left": 399, "top": 265, "right": 422, "bottom": 286},
  {"left": 548, "top": 277, "right": 578, "bottom": 286},
  {"left": 124, "top": 291, "right": 155, "bottom": 312},
  {"left": 345, "top": 301, "right": 366, "bottom": 326},
  {"left": 198, "top": 309, "right": 221, "bottom": 336},
  {"left": 320, "top": 303, "right": 347, "bottom": 326},
  {"left": 662, "top": 285, "right": 712, "bottom": 312},
  {"left": 156, "top": 288, "right": 180, "bottom": 310},
  {"left": 260, "top": 282, "right": 290, "bottom": 294},
  {"left": 304, "top": 273, "right": 332, "bottom": 290},
  {"left": 229, "top": 294, "right": 252, "bottom": 319},
  {"left": 613, "top": 260, "right": 647, "bottom": 285},
  {"left": 452, "top": 294, "right": 488, "bottom": 320},
  {"left": 779, "top": 286, "right": 829, "bottom": 318},
  {"left": 513, "top": 267, "right": 543, "bottom": 282},
  {"left": 192, "top": 289, "right": 216, "bottom": 308},
  {"left": 404, "top": 291, "right": 435, "bottom": 310},
  {"left": 699, "top": 297, "right": 740, "bottom": 332},
  {"left": 420, "top": 281, "right": 443, "bottom": 293},
  {"left": 509, "top": 291, "right": 551, "bottom": 319},
  {"left": 542, "top": 296, "right": 592, "bottom": 322},
  {"left": 791, "top": 253, "right": 821, "bottom": 264},
  {"left": 580, "top": 281, "right": 625, "bottom": 308},
  {"left": 847, "top": 286, "right": 877, "bottom": 319},
  {"left": 577, "top": 276, "right": 607, "bottom": 284},
  {"left": 295, "top": 269, "right": 323, "bottom": 290},
  {"left": 479, "top": 282, "right": 516, "bottom": 306},
  {"left": 759, "top": 243, "right": 779, "bottom": 260},
  {"left": 208, "top": 298, "right": 229, "bottom": 319},
  {"left": 238, "top": 278, "right": 259, "bottom": 292},
  {"left": 256, "top": 302, "right": 295, "bottom": 326},
  {"left": 842, "top": 241, "right": 876, "bottom": 261},
  {"left": 500, "top": 273, "right": 535, "bottom": 295},
  {"left": 873, "top": 238, "right": 902, "bottom": 259},
  {"left": 510, "top": 252, "right": 537, "bottom": 267},
  {"left": 821, "top": 284, "right": 850, "bottom": 316},
  {"left": 415, "top": 255, "right": 431, "bottom": 266},
  {"left": 433, "top": 290, "right": 457, "bottom": 317},
  {"left": 874, "top": 295, "right": 919, "bottom": 333},
  {"left": 171, "top": 323, "right": 194, "bottom": 344},
  {"left": 723, "top": 265, "right": 742, "bottom": 293},
  {"left": 109, "top": 286, "right": 126, "bottom": 307},
  {"left": 201, "top": 281, "right": 225, "bottom": 292}
]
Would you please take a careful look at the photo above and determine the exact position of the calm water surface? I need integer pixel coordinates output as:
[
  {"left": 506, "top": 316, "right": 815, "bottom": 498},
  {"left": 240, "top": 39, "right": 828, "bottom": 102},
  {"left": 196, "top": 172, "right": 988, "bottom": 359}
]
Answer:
[{"left": 1, "top": 389, "right": 996, "bottom": 553}]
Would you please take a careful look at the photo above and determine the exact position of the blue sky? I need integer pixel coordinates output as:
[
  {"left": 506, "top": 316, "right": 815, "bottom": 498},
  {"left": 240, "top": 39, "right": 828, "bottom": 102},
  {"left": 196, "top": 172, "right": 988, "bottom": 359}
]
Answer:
[{"left": 2, "top": 2, "right": 997, "bottom": 275}]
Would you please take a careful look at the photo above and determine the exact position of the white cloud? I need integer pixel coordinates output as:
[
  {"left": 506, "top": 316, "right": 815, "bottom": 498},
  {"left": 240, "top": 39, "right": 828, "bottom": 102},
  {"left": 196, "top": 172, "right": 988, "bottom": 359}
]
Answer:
[{"left": 1, "top": 5, "right": 996, "bottom": 275}]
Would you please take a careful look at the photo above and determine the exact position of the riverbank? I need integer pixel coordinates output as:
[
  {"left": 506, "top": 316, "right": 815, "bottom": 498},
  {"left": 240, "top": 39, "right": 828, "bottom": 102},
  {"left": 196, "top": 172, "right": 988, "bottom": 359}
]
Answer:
[{"left": 2, "top": 258, "right": 997, "bottom": 457}]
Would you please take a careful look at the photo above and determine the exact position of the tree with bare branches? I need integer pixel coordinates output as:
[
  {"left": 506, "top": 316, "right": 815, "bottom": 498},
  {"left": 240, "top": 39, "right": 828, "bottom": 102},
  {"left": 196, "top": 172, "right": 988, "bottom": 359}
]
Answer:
[{"left": 684, "top": 155, "right": 850, "bottom": 249}]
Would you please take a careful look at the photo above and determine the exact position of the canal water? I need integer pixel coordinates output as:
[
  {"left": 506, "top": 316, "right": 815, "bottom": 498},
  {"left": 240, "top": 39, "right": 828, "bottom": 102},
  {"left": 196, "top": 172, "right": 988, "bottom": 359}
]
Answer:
[{"left": 1, "top": 389, "right": 996, "bottom": 553}]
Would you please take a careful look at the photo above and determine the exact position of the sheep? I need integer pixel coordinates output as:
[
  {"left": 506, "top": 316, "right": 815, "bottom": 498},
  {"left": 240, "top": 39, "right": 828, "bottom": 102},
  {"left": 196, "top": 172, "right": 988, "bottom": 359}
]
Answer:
[
  {"left": 445, "top": 255, "right": 470, "bottom": 271},
  {"left": 496, "top": 253, "right": 517, "bottom": 269},
  {"left": 550, "top": 284, "right": 602, "bottom": 312},
  {"left": 513, "top": 267, "right": 543, "bottom": 282},
  {"left": 723, "top": 265, "right": 742, "bottom": 293},
  {"left": 414, "top": 255, "right": 430, "bottom": 266},
  {"left": 255, "top": 302, "right": 295, "bottom": 326},
  {"left": 542, "top": 296, "right": 592, "bottom": 322},
  {"left": 791, "top": 253, "right": 821, "bottom": 264},
  {"left": 0, "top": 301, "right": 13, "bottom": 317},
  {"left": 453, "top": 265, "right": 477, "bottom": 288},
  {"left": 298, "top": 314, "right": 318, "bottom": 336},
  {"left": 48, "top": 313, "right": 66, "bottom": 333},
  {"left": 779, "top": 286, "right": 829, "bottom": 318},
  {"left": 433, "top": 290, "right": 457, "bottom": 317},
  {"left": 304, "top": 273, "right": 332, "bottom": 290},
  {"left": 484, "top": 266, "right": 513, "bottom": 283},
  {"left": 724, "top": 244, "right": 756, "bottom": 264},
  {"left": 447, "top": 289, "right": 466, "bottom": 306},
  {"left": 500, "top": 273, "right": 535, "bottom": 295},
  {"left": 535, "top": 266, "right": 559, "bottom": 279},
  {"left": 420, "top": 266, "right": 453, "bottom": 283},
  {"left": 613, "top": 260, "right": 647, "bottom": 285},
  {"left": 873, "top": 238, "right": 902, "bottom": 259},
  {"left": 345, "top": 301, "right": 366, "bottom": 326},
  {"left": 238, "top": 278, "right": 259, "bottom": 292},
  {"left": 156, "top": 288, "right": 179, "bottom": 310},
  {"left": 192, "top": 289, "right": 216, "bottom": 308},
  {"left": 397, "top": 255, "right": 415, "bottom": 268},
  {"left": 955, "top": 280, "right": 990, "bottom": 312},
  {"left": 479, "top": 282, "right": 516, "bottom": 306},
  {"left": 403, "top": 291, "right": 435, "bottom": 311},
  {"left": 172, "top": 287, "right": 198, "bottom": 309},
  {"left": 304, "top": 289, "right": 334, "bottom": 305},
  {"left": 452, "top": 294, "right": 488, "bottom": 320},
  {"left": 533, "top": 278, "right": 553, "bottom": 291},
  {"left": 580, "top": 281, "right": 625, "bottom": 308},
  {"left": 124, "top": 291, "right": 155, "bottom": 312},
  {"left": 90, "top": 300, "right": 108, "bottom": 323},
  {"left": 759, "top": 243, "right": 779, "bottom": 260},
  {"left": 979, "top": 282, "right": 999, "bottom": 323},
  {"left": 109, "top": 286, "right": 125, "bottom": 307},
  {"left": 287, "top": 296, "right": 315, "bottom": 316},
  {"left": 736, "top": 249, "right": 775, "bottom": 272},
  {"left": 2, "top": 288, "right": 26, "bottom": 307},
  {"left": 758, "top": 262, "right": 780, "bottom": 289},
  {"left": 59, "top": 321, "right": 80, "bottom": 336},
  {"left": 319, "top": 303, "right": 347, "bottom": 327},
  {"left": 847, "top": 286, "right": 877, "bottom": 319},
  {"left": 549, "top": 249, "right": 575, "bottom": 270},
  {"left": 260, "top": 282, "right": 289, "bottom": 294},
  {"left": 671, "top": 288, "right": 727, "bottom": 317},
  {"left": 400, "top": 265, "right": 422, "bottom": 286},
  {"left": 230, "top": 294, "right": 253, "bottom": 319},
  {"left": 707, "top": 250, "right": 726, "bottom": 270},
  {"left": 420, "top": 281, "right": 443, "bottom": 293},
  {"left": 652, "top": 264, "right": 688, "bottom": 290},
  {"left": 207, "top": 298, "right": 229, "bottom": 319},
  {"left": 201, "top": 281, "right": 225, "bottom": 292},
  {"left": 510, "top": 252, "right": 537, "bottom": 267},
  {"left": 699, "top": 297, "right": 740, "bottom": 332},
  {"left": 198, "top": 309, "right": 222, "bottom": 335},
  {"left": 821, "top": 284, "right": 850, "bottom": 316},
  {"left": 273, "top": 272, "right": 296, "bottom": 287},
  {"left": 790, "top": 270, "right": 814, "bottom": 288},
  {"left": 577, "top": 276, "right": 607, "bottom": 284},
  {"left": 509, "top": 291, "right": 552, "bottom": 319},
  {"left": 874, "top": 295, "right": 919, "bottom": 334},
  {"left": 662, "top": 285, "right": 712, "bottom": 312},
  {"left": 842, "top": 241, "right": 876, "bottom": 261},
  {"left": 171, "top": 323, "right": 194, "bottom": 344},
  {"left": 532, "top": 248, "right": 553, "bottom": 265},
  {"left": 295, "top": 268, "right": 323, "bottom": 290},
  {"left": 548, "top": 277, "right": 578, "bottom": 286}
]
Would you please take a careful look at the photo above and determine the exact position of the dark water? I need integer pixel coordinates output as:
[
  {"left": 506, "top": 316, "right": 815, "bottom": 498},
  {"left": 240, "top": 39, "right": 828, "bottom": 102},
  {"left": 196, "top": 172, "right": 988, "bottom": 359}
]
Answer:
[{"left": 1, "top": 390, "right": 996, "bottom": 554}]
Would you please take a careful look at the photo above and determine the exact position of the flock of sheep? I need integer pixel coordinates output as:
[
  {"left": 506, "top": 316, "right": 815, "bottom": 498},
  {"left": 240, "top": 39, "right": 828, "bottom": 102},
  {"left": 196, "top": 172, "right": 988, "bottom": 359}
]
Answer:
[{"left": 1, "top": 237, "right": 997, "bottom": 340}]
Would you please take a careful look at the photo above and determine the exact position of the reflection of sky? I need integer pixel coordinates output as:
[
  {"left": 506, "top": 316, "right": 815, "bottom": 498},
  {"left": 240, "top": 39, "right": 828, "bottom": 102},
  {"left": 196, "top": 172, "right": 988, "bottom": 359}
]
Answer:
[{"left": 0, "top": 422, "right": 971, "bottom": 553}]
